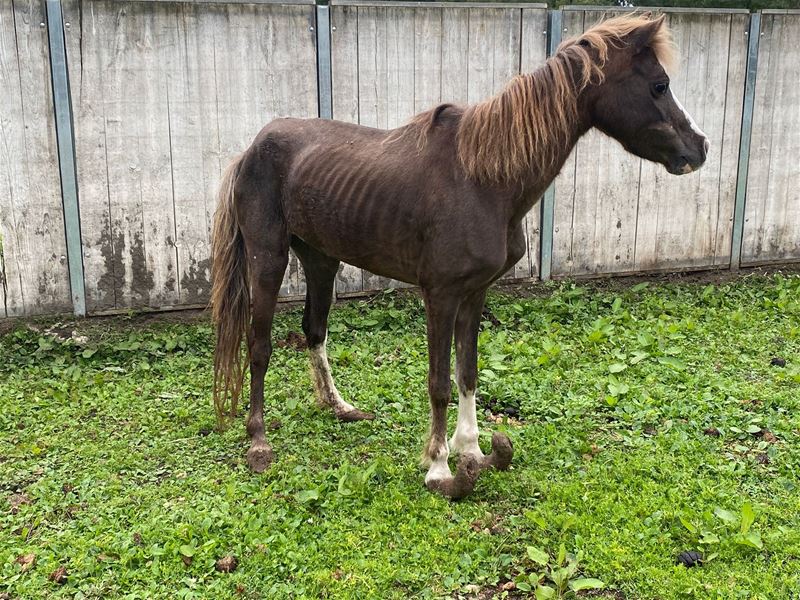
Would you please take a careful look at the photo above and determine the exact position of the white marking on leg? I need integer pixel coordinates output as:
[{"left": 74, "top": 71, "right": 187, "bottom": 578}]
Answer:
[
  {"left": 309, "top": 337, "right": 356, "bottom": 414},
  {"left": 670, "top": 89, "right": 710, "bottom": 146},
  {"left": 424, "top": 440, "right": 451, "bottom": 485},
  {"left": 450, "top": 387, "right": 484, "bottom": 459}
]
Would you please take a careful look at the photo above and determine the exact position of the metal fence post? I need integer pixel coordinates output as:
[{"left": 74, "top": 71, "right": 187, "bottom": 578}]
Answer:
[
  {"left": 46, "top": 0, "right": 86, "bottom": 317},
  {"left": 539, "top": 8, "right": 562, "bottom": 282},
  {"left": 316, "top": 2, "right": 336, "bottom": 301},
  {"left": 730, "top": 11, "right": 761, "bottom": 271},
  {"left": 316, "top": 3, "right": 333, "bottom": 120}
]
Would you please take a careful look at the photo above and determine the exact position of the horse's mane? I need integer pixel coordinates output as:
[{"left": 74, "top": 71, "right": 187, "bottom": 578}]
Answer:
[{"left": 405, "top": 14, "right": 675, "bottom": 185}]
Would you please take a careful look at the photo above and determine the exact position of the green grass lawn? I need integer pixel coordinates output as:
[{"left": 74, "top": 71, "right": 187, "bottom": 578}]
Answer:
[{"left": 1, "top": 273, "right": 799, "bottom": 599}]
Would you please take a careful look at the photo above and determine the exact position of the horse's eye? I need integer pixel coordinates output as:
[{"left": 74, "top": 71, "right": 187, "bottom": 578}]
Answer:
[
  {"left": 578, "top": 39, "right": 591, "bottom": 48},
  {"left": 654, "top": 82, "right": 669, "bottom": 96}
]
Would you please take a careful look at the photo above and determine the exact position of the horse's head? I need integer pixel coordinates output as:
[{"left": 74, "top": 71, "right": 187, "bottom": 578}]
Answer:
[{"left": 572, "top": 14, "right": 709, "bottom": 175}]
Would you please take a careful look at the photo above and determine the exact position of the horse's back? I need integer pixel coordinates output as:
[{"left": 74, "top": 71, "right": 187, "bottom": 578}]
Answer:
[{"left": 238, "top": 112, "right": 507, "bottom": 284}]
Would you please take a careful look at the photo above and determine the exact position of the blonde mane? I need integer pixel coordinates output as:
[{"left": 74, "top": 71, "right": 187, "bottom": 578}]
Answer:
[{"left": 450, "top": 13, "right": 676, "bottom": 185}]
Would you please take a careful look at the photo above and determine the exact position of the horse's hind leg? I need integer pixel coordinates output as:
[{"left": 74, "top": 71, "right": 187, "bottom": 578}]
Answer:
[
  {"left": 292, "top": 238, "right": 374, "bottom": 421},
  {"left": 244, "top": 244, "right": 289, "bottom": 472},
  {"left": 229, "top": 152, "right": 291, "bottom": 471}
]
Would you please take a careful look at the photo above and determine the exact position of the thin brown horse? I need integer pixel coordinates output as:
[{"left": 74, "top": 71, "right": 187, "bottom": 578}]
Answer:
[{"left": 211, "top": 14, "right": 708, "bottom": 498}]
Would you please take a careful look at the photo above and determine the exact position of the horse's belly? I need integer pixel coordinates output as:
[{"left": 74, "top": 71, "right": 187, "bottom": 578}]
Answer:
[{"left": 286, "top": 185, "right": 424, "bottom": 284}]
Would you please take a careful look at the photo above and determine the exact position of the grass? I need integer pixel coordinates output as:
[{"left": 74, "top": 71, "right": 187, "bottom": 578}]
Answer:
[{"left": 1, "top": 273, "right": 799, "bottom": 599}]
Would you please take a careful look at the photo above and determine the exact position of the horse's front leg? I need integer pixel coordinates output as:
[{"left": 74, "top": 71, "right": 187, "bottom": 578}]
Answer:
[
  {"left": 451, "top": 290, "right": 514, "bottom": 471},
  {"left": 421, "top": 290, "right": 481, "bottom": 499},
  {"left": 450, "top": 290, "right": 486, "bottom": 459}
]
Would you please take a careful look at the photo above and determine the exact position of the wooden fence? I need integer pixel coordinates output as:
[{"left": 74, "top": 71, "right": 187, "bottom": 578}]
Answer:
[{"left": 0, "top": 2, "right": 798, "bottom": 318}]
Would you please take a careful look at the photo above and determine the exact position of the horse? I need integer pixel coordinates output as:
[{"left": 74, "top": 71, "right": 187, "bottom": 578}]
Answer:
[{"left": 210, "top": 13, "right": 709, "bottom": 499}]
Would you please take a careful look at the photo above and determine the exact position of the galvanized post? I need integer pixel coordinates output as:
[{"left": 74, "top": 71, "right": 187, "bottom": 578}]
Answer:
[
  {"left": 46, "top": 0, "right": 86, "bottom": 317},
  {"left": 539, "top": 8, "right": 562, "bottom": 282},
  {"left": 316, "top": 2, "right": 336, "bottom": 300},
  {"left": 316, "top": 3, "right": 333, "bottom": 120},
  {"left": 730, "top": 12, "right": 761, "bottom": 271}
]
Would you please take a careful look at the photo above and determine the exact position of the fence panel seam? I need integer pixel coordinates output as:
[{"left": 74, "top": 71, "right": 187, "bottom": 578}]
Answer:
[{"left": 539, "top": 8, "right": 561, "bottom": 282}]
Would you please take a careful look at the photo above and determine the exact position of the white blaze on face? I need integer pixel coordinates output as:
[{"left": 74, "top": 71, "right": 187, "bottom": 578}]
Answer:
[{"left": 670, "top": 89, "right": 710, "bottom": 154}]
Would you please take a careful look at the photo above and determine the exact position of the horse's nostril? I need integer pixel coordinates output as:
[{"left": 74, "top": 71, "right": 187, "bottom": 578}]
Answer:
[{"left": 703, "top": 138, "right": 710, "bottom": 155}]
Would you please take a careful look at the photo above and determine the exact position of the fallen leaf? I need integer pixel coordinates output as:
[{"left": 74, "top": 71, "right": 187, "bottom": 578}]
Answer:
[
  {"left": 215, "top": 555, "right": 238, "bottom": 573},
  {"left": 15, "top": 553, "right": 35, "bottom": 572},
  {"left": 762, "top": 430, "right": 778, "bottom": 443},
  {"left": 8, "top": 493, "right": 32, "bottom": 514},
  {"left": 48, "top": 565, "right": 67, "bottom": 584}
]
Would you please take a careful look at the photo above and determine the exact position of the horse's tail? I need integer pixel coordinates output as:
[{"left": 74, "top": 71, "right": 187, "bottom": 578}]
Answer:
[{"left": 210, "top": 153, "right": 249, "bottom": 427}]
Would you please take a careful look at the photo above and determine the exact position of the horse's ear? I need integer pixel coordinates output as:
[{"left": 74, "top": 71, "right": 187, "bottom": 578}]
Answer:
[{"left": 627, "top": 14, "right": 666, "bottom": 54}]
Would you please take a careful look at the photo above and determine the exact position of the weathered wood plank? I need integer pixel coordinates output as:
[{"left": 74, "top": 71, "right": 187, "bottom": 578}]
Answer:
[
  {"left": 0, "top": 0, "right": 71, "bottom": 316},
  {"left": 466, "top": 9, "right": 495, "bottom": 104},
  {"left": 66, "top": 1, "right": 317, "bottom": 311},
  {"left": 330, "top": 4, "right": 364, "bottom": 294},
  {"left": 551, "top": 9, "right": 584, "bottom": 277},
  {"left": 164, "top": 5, "right": 219, "bottom": 305},
  {"left": 714, "top": 13, "right": 748, "bottom": 266},
  {"left": 355, "top": 5, "right": 413, "bottom": 292},
  {"left": 518, "top": 7, "right": 548, "bottom": 279},
  {"left": 66, "top": 2, "right": 177, "bottom": 310},
  {"left": 742, "top": 13, "right": 800, "bottom": 264},
  {"left": 414, "top": 7, "right": 443, "bottom": 114},
  {"left": 440, "top": 6, "right": 470, "bottom": 102}
]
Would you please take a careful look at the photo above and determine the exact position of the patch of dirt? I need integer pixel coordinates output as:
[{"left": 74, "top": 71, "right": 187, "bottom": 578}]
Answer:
[
  {"left": 457, "top": 581, "right": 627, "bottom": 600},
  {"left": 470, "top": 513, "right": 505, "bottom": 535},
  {"left": 3, "top": 265, "right": 798, "bottom": 340},
  {"left": 578, "top": 591, "right": 627, "bottom": 600},
  {"left": 7, "top": 492, "right": 32, "bottom": 514},
  {"left": 493, "top": 264, "right": 800, "bottom": 299},
  {"left": 480, "top": 396, "right": 521, "bottom": 420},
  {"left": 761, "top": 430, "right": 779, "bottom": 443},
  {"left": 0, "top": 317, "right": 21, "bottom": 338},
  {"left": 275, "top": 331, "right": 307, "bottom": 351},
  {"left": 481, "top": 307, "right": 501, "bottom": 327}
]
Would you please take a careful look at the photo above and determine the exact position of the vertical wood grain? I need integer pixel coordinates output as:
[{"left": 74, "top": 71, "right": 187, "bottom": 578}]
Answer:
[
  {"left": 742, "top": 13, "right": 800, "bottom": 264},
  {"left": 65, "top": 1, "right": 318, "bottom": 311},
  {"left": 519, "top": 7, "right": 549, "bottom": 280},
  {"left": 330, "top": 4, "right": 363, "bottom": 294},
  {"left": 0, "top": 0, "right": 71, "bottom": 316}
]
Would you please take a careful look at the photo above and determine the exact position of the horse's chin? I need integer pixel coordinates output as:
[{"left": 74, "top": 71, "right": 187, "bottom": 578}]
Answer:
[{"left": 665, "top": 160, "right": 695, "bottom": 176}]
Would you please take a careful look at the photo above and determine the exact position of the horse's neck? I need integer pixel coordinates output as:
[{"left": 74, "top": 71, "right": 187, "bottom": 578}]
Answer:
[{"left": 511, "top": 121, "right": 589, "bottom": 223}]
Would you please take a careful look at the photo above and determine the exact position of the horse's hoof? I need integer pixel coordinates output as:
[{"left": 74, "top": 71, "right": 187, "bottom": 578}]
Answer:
[
  {"left": 336, "top": 407, "right": 375, "bottom": 422},
  {"left": 246, "top": 444, "right": 275, "bottom": 473},
  {"left": 426, "top": 455, "right": 480, "bottom": 500},
  {"left": 483, "top": 432, "right": 513, "bottom": 471}
]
